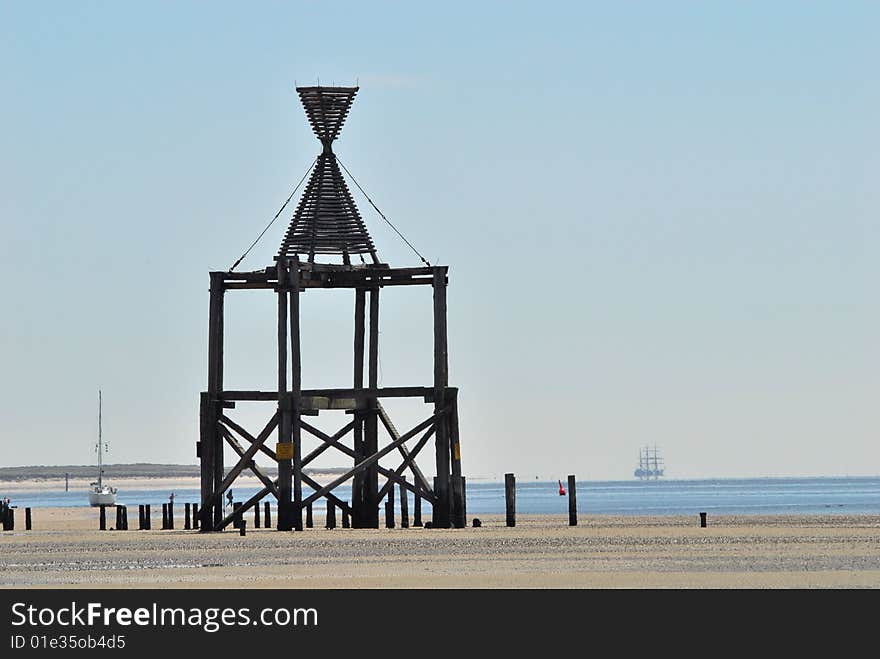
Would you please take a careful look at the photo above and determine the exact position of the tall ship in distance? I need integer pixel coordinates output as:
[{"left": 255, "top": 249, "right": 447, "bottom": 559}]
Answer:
[
  {"left": 88, "top": 390, "right": 117, "bottom": 507},
  {"left": 634, "top": 445, "right": 665, "bottom": 480}
]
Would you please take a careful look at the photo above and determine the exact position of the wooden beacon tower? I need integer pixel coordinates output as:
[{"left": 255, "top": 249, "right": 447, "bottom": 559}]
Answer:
[{"left": 197, "top": 86, "right": 465, "bottom": 531}]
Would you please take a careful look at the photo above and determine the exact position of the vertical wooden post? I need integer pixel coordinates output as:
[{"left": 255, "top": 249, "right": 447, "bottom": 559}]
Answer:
[
  {"left": 161, "top": 503, "right": 168, "bottom": 530},
  {"left": 254, "top": 501, "right": 261, "bottom": 528},
  {"left": 289, "top": 259, "right": 304, "bottom": 532},
  {"left": 400, "top": 478, "right": 409, "bottom": 529},
  {"left": 567, "top": 475, "right": 577, "bottom": 526},
  {"left": 138, "top": 504, "right": 144, "bottom": 530},
  {"left": 413, "top": 493, "right": 422, "bottom": 527},
  {"left": 361, "top": 287, "right": 380, "bottom": 529},
  {"left": 190, "top": 504, "right": 196, "bottom": 530},
  {"left": 115, "top": 505, "right": 123, "bottom": 531},
  {"left": 144, "top": 504, "right": 151, "bottom": 530},
  {"left": 505, "top": 473, "right": 516, "bottom": 527},
  {"left": 202, "top": 271, "right": 225, "bottom": 532},
  {"left": 233, "top": 502, "right": 242, "bottom": 529},
  {"left": 700, "top": 512, "right": 707, "bottom": 528},
  {"left": 239, "top": 520, "right": 246, "bottom": 537},
  {"left": 99, "top": 505, "right": 106, "bottom": 531},
  {"left": 184, "top": 502, "right": 191, "bottom": 530},
  {"left": 122, "top": 506, "right": 129, "bottom": 531},
  {"left": 168, "top": 503, "right": 174, "bottom": 530},
  {"left": 351, "top": 288, "right": 366, "bottom": 528},
  {"left": 306, "top": 502, "right": 313, "bottom": 528},
  {"left": 432, "top": 266, "right": 451, "bottom": 528},
  {"left": 263, "top": 502, "right": 271, "bottom": 529},
  {"left": 326, "top": 502, "right": 336, "bottom": 529},
  {"left": 25, "top": 507, "right": 32, "bottom": 531},
  {"left": 385, "top": 486, "right": 395, "bottom": 528},
  {"left": 277, "top": 259, "right": 293, "bottom": 531},
  {"left": 342, "top": 507, "right": 350, "bottom": 529},
  {"left": 198, "top": 392, "right": 213, "bottom": 532},
  {"left": 448, "top": 389, "right": 465, "bottom": 528}
]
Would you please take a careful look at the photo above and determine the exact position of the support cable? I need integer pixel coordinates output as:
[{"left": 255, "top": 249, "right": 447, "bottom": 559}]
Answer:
[
  {"left": 337, "top": 157, "right": 431, "bottom": 267},
  {"left": 228, "top": 158, "right": 317, "bottom": 272}
]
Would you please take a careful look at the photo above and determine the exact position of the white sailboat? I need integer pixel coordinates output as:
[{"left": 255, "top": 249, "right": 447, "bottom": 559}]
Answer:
[{"left": 88, "top": 390, "right": 117, "bottom": 507}]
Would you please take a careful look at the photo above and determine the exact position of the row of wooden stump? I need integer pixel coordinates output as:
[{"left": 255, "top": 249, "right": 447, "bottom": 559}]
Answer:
[
  {"left": 95, "top": 499, "right": 430, "bottom": 533},
  {"left": 0, "top": 505, "right": 32, "bottom": 531}
]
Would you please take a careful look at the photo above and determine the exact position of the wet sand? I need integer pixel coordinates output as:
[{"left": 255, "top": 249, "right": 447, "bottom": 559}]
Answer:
[{"left": 2, "top": 508, "right": 880, "bottom": 588}]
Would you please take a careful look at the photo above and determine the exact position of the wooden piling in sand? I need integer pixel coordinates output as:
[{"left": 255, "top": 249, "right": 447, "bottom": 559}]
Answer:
[
  {"left": 568, "top": 475, "right": 577, "bottom": 526},
  {"left": 326, "top": 503, "right": 336, "bottom": 529},
  {"left": 191, "top": 504, "right": 198, "bottom": 530},
  {"left": 700, "top": 512, "right": 707, "bottom": 528},
  {"left": 161, "top": 503, "right": 168, "bottom": 530},
  {"left": 25, "top": 507, "right": 32, "bottom": 531},
  {"left": 400, "top": 478, "right": 409, "bottom": 528},
  {"left": 306, "top": 502, "right": 313, "bottom": 528},
  {"left": 385, "top": 487, "right": 395, "bottom": 528},
  {"left": 413, "top": 494, "right": 422, "bottom": 527},
  {"left": 264, "top": 502, "right": 271, "bottom": 529},
  {"left": 505, "top": 473, "right": 516, "bottom": 527},
  {"left": 144, "top": 505, "right": 151, "bottom": 530},
  {"left": 342, "top": 507, "right": 350, "bottom": 529},
  {"left": 184, "top": 503, "right": 191, "bottom": 530},
  {"left": 233, "top": 502, "right": 243, "bottom": 529},
  {"left": 254, "top": 502, "right": 261, "bottom": 528}
]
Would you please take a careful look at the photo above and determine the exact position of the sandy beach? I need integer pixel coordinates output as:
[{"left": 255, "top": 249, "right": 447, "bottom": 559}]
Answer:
[{"left": 2, "top": 506, "right": 880, "bottom": 589}]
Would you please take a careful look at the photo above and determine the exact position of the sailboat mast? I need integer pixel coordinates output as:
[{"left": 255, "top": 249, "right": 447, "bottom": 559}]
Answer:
[{"left": 97, "top": 390, "right": 103, "bottom": 489}]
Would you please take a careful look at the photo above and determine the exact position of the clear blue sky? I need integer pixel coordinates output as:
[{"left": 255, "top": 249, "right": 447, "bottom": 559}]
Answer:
[{"left": 1, "top": 2, "right": 877, "bottom": 480}]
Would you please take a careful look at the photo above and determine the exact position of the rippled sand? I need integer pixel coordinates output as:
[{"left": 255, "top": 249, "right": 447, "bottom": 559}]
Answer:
[{"left": 2, "top": 508, "right": 880, "bottom": 588}]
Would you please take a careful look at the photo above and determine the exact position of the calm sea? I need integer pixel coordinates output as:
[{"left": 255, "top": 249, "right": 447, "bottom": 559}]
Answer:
[{"left": 5, "top": 476, "right": 880, "bottom": 516}]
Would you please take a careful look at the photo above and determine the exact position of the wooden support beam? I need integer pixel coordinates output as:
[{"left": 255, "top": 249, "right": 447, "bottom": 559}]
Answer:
[
  {"left": 277, "top": 259, "right": 293, "bottom": 531},
  {"left": 208, "top": 272, "right": 225, "bottom": 530},
  {"left": 568, "top": 474, "right": 577, "bottom": 526},
  {"left": 220, "top": 426, "right": 280, "bottom": 498},
  {"left": 207, "top": 413, "right": 279, "bottom": 511},
  {"left": 360, "top": 287, "right": 380, "bottom": 528},
  {"left": 352, "top": 288, "right": 366, "bottom": 529},
  {"left": 432, "top": 266, "right": 450, "bottom": 528},
  {"left": 289, "top": 258, "right": 303, "bottom": 532},
  {"left": 300, "top": 420, "right": 355, "bottom": 467},
  {"left": 449, "top": 389, "right": 465, "bottom": 528},
  {"left": 220, "top": 386, "right": 435, "bottom": 403}
]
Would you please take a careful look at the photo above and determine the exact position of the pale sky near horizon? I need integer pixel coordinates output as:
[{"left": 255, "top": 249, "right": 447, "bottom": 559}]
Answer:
[{"left": 1, "top": 2, "right": 877, "bottom": 481}]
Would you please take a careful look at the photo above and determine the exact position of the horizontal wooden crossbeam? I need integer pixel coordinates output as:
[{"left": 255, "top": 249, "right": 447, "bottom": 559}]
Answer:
[{"left": 218, "top": 386, "right": 438, "bottom": 405}]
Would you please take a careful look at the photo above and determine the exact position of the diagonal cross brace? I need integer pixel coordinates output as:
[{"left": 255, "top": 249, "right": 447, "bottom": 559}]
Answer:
[
  {"left": 205, "top": 412, "right": 279, "bottom": 513},
  {"left": 300, "top": 418, "right": 434, "bottom": 503},
  {"left": 221, "top": 428, "right": 279, "bottom": 498},
  {"left": 302, "top": 406, "right": 449, "bottom": 509},
  {"left": 376, "top": 424, "right": 436, "bottom": 503},
  {"left": 377, "top": 401, "right": 433, "bottom": 496}
]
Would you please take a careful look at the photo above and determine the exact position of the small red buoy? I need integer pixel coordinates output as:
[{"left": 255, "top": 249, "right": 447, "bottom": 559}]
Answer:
[{"left": 558, "top": 480, "right": 566, "bottom": 496}]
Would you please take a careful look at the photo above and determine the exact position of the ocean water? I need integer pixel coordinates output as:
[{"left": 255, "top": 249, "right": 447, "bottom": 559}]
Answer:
[{"left": 5, "top": 476, "right": 880, "bottom": 517}]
